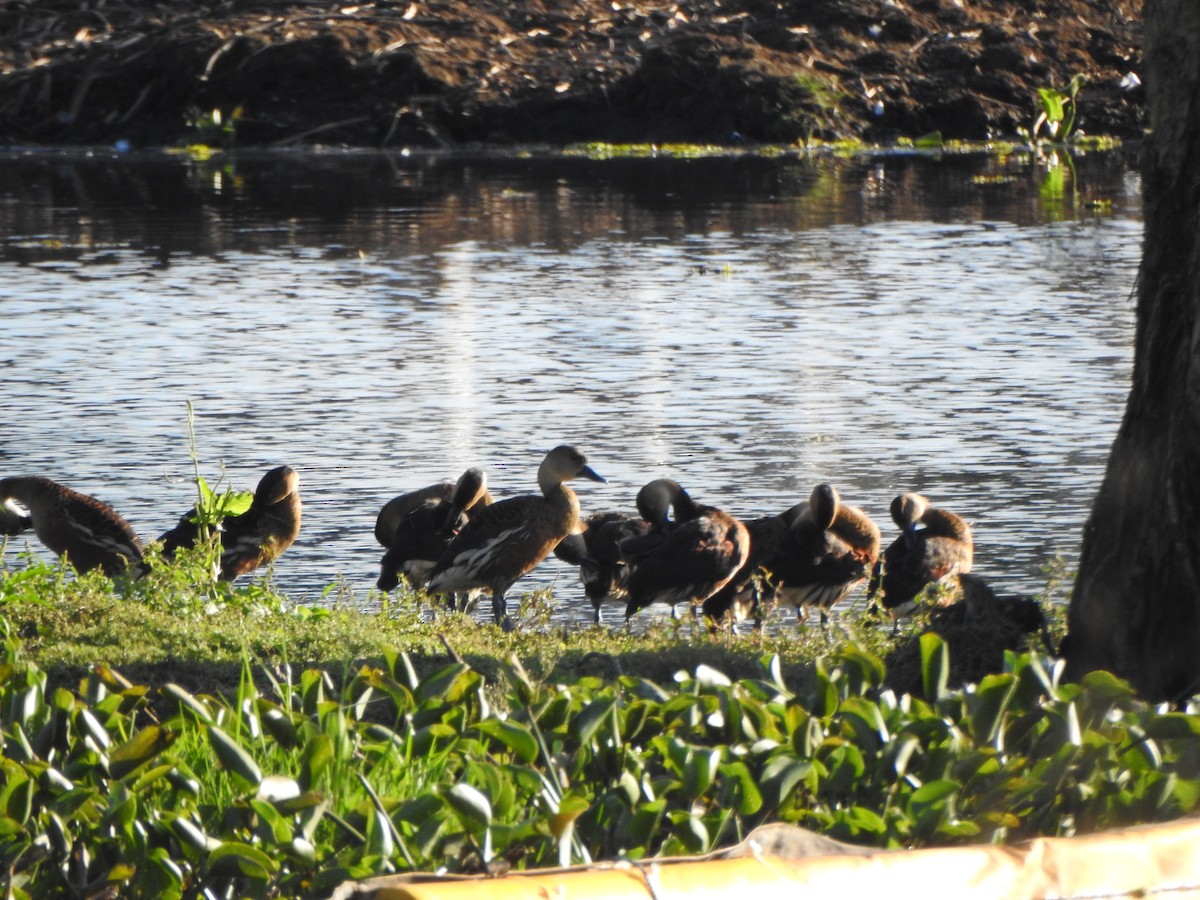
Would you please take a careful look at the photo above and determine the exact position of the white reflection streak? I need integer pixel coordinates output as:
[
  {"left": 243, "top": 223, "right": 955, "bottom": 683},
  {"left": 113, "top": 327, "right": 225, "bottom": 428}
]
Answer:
[{"left": 435, "top": 244, "right": 482, "bottom": 469}]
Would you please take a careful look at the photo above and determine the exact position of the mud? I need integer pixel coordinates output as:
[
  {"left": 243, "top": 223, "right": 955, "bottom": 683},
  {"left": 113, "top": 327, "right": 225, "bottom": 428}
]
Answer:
[{"left": 0, "top": 0, "right": 1143, "bottom": 149}]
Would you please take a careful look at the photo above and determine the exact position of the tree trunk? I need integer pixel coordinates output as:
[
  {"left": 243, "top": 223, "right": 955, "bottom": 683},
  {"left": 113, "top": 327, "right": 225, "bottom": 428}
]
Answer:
[{"left": 1064, "top": 0, "right": 1200, "bottom": 702}]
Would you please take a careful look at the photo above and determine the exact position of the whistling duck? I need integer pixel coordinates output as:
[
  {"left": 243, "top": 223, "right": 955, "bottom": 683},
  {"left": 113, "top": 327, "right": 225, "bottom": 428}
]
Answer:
[
  {"left": 553, "top": 478, "right": 679, "bottom": 624},
  {"left": 158, "top": 466, "right": 302, "bottom": 581},
  {"left": 701, "top": 501, "right": 808, "bottom": 630},
  {"left": 0, "top": 475, "right": 145, "bottom": 576},
  {"left": 872, "top": 492, "right": 973, "bottom": 629},
  {"left": 425, "top": 445, "right": 605, "bottom": 628},
  {"left": 622, "top": 479, "right": 751, "bottom": 622},
  {"left": 763, "top": 483, "right": 881, "bottom": 630},
  {"left": 376, "top": 468, "right": 492, "bottom": 592}
]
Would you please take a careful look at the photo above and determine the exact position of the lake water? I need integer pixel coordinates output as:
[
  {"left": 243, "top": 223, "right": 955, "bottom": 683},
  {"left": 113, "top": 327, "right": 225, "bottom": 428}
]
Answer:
[{"left": 0, "top": 147, "right": 1141, "bottom": 626}]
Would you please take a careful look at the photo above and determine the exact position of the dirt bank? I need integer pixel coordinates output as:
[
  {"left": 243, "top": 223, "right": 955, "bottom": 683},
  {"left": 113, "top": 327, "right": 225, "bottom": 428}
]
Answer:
[{"left": 0, "top": 0, "right": 1143, "bottom": 149}]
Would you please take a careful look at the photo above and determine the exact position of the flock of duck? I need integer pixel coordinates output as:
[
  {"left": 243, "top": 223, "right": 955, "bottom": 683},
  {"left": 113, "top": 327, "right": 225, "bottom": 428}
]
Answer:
[{"left": 0, "top": 444, "right": 1046, "bottom": 637}]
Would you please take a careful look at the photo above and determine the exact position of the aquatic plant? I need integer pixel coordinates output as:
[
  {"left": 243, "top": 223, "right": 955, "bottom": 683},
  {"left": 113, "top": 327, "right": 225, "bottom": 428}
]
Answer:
[{"left": 0, "top": 591, "right": 1198, "bottom": 899}]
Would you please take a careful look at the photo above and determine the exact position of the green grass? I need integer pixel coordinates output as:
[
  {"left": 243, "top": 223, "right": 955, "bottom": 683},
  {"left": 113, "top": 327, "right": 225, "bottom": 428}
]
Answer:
[{"left": 4, "top": 555, "right": 1200, "bottom": 899}]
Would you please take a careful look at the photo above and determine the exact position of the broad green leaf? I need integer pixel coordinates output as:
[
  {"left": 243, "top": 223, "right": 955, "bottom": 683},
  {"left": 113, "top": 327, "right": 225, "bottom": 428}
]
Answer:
[
  {"left": 207, "top": 725, "right": 262, "bottom": 788},
  {"left": 208, "top": 841, "right": 278, "bottom": 880},
  {"left": 445, "top": 783, "right": 492, "bottom": 827},
  {"left": 474, "top": 720, "right": 538, "bottom": 763},
  {"left": 920, "top": 632, "right": 949, "bottom": 703},
  {"left": 110, "top": 726, "right": 174, "bottom": 780}
]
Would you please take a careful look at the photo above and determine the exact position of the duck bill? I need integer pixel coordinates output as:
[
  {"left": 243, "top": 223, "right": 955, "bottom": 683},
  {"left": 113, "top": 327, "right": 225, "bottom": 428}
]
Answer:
[{"left": 580, "top": 466, "right": 606, "bottom": 483}]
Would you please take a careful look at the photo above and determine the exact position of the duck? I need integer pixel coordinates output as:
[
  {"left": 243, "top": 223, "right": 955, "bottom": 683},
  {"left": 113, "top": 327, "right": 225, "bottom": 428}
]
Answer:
[
  {"left": 158, "top": 465, "right": 302, "bottom": 581},
  {"left": 762, "top": 483, "right": 881, "bottom": 630},
  {"left": 700, "top": 501, "right": 808, "bottom": 630},
  {"left": 554, "top": 510, "right": 650, "bottom": 623},
  {"left": 621, "top": 478, "right": 751, "bottom": 622},
  {"left": 425, "top": 445, "right": 605, "bottom": 628},
  {"left": 376, "top": 468, "right": 492, "bottom": 593},
  {"left": 0, "top": 475, "right": 145, "bottom": 576},
  {"left": 871, "top": 492, "right": 974, "bottom": 630},
  {"left": 553, "top": 479, "right": 678, "bottom": 624}
]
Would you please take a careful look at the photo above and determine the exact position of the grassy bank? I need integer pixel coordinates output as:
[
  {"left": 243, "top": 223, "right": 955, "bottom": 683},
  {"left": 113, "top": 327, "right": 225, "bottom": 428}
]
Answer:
[{"left": 7, "top": 552, "right": 1200, "bottom": 899}]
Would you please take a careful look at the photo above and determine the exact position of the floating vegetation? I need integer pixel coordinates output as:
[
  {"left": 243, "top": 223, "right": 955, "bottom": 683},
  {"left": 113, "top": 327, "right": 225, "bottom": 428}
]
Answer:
[{"left": 1, "top": 553, "right": 1199, "bottom": 897}]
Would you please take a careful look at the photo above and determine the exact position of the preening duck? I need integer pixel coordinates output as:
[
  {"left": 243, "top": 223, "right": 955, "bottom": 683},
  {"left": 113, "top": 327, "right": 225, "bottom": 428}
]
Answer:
[
  {"left": 554, "top": 510, "right": 651, "bottom": 623},
  {"left": 159, "top": 465, "right": 302, "bottom": 581},
  {"left": 701, "top": 501, "right": 807, "bottom": 630},
  {"left": 376, "top": 468, "right": 492, "bottom": 592},
  {"left": 425, "top": 445, "right": 605, "bottom": 628},
  {"left": 871, "top": 492, "right": 973, "bottom": 628},
  {"left": 621, "top": 478, "right": 751, "bottom": 622},
  {"left": 762, "top": 483, "right": 881, "bottom": 630},
  {"left": 0, "top": 475, "right": 144, "bottom": 576}
]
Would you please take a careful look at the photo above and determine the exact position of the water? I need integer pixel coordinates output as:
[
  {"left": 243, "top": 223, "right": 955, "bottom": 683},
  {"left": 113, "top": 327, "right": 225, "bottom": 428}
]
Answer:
[{"left": 0, "top": 147, "right": 1141, "bottom": 624}]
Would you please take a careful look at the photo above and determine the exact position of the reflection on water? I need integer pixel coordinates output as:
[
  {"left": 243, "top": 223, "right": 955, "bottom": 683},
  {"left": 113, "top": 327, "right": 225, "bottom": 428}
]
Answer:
[{"left": 0, "top": 148, "right": 1140, "bottom": 625}]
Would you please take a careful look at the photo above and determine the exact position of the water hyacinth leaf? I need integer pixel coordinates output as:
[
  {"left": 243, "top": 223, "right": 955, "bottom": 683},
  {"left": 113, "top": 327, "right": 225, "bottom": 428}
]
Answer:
[
  {"left": 919, "top": 632, "right": 949, "bottom": 703},
  {"left": 250, "top": 798, "right": 295, "bottom": 844},
  {"left": 839, "top": 645, "right": 886, "bottom": 693},
  {"left": 683, "top": 748, "right": 721, "bottom": 799},
  {"left": 718, "top": 760, "right": 763, "bottom": 816},
  {"left": 256, "top": 774, "right": 302, "bottom": 804},
  {"left": 207, "top": 725, "right": 263, "bottom": 788},
  {"left": 130, "top": 763, "right": 175, "bottom": 795},
  {"left": 909, "top": 778, "right": 960, "bottom": 807},
  {"left": 694, "top": 664, "right": 732, "bottom": 688},
  {"left": 549, "top": 793, "right": 589, "bottom": 840},
  {"left": 410, "top": 722, "right": 457, "bottom": 757},
  {"left": 820, "top": 742, "right": 867, "bottom": 794},
  {"left": 166, "top": 767, "right": 201, "bottom": 797},
  {"left": 572, "top": 696, "right": 618, "bottom": 746},
  {"left": 969, "top": 673, "right": 1017, "bottom": 745},
  {"left": 256, "top": 701, "right": 299, "bottom": 749},
  {"left": 76, "top": 707, "right": 112, "bottom": 750},
  {"left": 208, "top": 841, "right": 279, "bottom": 880},
  {"left": 474, "top": 720, "right": 538, "bottom": 763},
  {"left": 1145, "top": 712, "right": 1200, "bottom": 741},
  {"left": 109, "top": 725, "right": 174, "bottom": 780},
  {"left": 170, "top": 815, "right": 217, "bottom": 853},
  {"left": 300, "top": 733, "right": 335, "bottom": 790},
  {"left": 760, "top": 756, "right": 818, "bottom": 809},
  {"left": 445, "top": 783, "right": 492, "bottom": 827},
  {"left": 416, "top": 663, "right": 474, "bottom": 704},
  {"left": 161, "top": 683, "right": 215, "bottom": 725}
]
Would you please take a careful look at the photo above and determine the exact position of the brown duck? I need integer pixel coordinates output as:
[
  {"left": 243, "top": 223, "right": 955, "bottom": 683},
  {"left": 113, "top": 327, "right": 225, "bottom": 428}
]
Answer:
[
  {"left": 701, "top": 500, "right": 808, "bottom": 630},
  {"left": 0, "top": 475, "right": 144, "bottom": 576},
  {"left": 553, "top": 479, "right": 680, "bottom": 624},
  {"left": 425, "top": 445, "right": 604, "bottom": 628},
  {"left": 376, "top": 467, "right": 492, "bottom": 593},
  {"left": 871, "top": 492, "right": 974, "bottom": 628},
  {"left": 621, "top": 478, "right": 751, "bottom": 622},
  {"left": 159, "top": 465, "right": 302, "bottom": 581},
  {"left": 763, "top": 483, "right": 881, "bottom": 630}
]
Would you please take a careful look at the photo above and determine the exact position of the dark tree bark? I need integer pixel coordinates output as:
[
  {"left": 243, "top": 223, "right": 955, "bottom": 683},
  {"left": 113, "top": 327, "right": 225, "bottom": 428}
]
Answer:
[{"left": 1064, "top": 0, "right": 1200, "bottom": 702}]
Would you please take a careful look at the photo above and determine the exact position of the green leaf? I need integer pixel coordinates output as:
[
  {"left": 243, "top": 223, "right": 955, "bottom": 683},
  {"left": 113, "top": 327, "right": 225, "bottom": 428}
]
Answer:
[
  {"left": 110, "top": 726, "right": 174, "bottom": 780},
  {"left": 417, "top": 663, "right": 474, "bottom": 704},
  {"left": 208, "top": 841, "right": 279, "bottom": 880},
  {"left": 300, "top": 733, "right": 335, "bottom": 790},
  {"left": 446, "top": 783, "right": 492, "bottom": 828},
  {"left": 910, "top": 779, "right": 960, "bottom": 806},
  {"left": 920, "top": 632, "right": 949, "bottom": 703},
  {"left": 474, "top": 720, "right": 538, "bottom": 763},
  {"left": 572, "top": 696, "right": 618, "bottom": 746},
  {"left": 162, "top": 683, "right": 215, "bottom": 725},
  {"left": 207, "top": 725, "right": 262, "bottom": 788},
  {"left": 969, "top": 673, "right": 1016, "bottom": 745}
]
